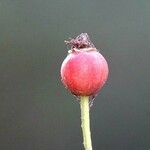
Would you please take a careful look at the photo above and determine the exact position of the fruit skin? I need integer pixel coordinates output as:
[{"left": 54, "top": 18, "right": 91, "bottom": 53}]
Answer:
[{"left": 61, "top": 48, "right": 109, "bottom": 96}]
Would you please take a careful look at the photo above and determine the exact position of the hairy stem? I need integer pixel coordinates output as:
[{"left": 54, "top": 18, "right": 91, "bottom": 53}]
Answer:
[{"left": 80, "top": 96, "right": 92, "bottom": 150}]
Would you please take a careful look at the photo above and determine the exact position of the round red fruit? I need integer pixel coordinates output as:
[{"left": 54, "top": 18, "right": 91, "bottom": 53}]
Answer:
[{"left": 60, "top": 33, "right": 109, "bottom": 96}]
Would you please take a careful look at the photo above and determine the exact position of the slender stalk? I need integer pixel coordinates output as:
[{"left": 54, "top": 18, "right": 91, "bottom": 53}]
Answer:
[{"left": 80, "top": 96, "right": 92, "bottom": 150}]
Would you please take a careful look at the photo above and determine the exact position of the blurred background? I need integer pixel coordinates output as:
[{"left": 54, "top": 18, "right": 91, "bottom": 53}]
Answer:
[{"left": 0, "top": 0, "right": 150, "bottom": 150}]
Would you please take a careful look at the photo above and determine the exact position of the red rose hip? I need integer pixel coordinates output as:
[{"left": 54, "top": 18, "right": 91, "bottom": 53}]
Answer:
[{"left": 61, "top": 33, "right": 109, "bottom": 97}]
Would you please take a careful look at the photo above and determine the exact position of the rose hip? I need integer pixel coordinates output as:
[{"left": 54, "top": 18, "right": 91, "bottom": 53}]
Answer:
[
  {"left": 60, "top": 33, "right": 109, "bottom": 150},
  {"left": 61, "top": 33, "right": 109, "bottom": 97}
]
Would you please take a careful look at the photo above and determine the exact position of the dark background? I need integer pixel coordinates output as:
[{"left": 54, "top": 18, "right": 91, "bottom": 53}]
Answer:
[{"left": 0, "top": 0, "right": 150, "bottom": 150}]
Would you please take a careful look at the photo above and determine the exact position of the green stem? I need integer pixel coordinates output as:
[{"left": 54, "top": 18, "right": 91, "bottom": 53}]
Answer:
[{"left": 80, "top": 96, "right": 92, "bottom": 150}]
